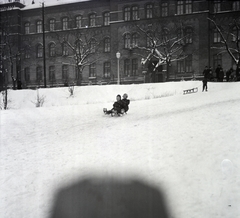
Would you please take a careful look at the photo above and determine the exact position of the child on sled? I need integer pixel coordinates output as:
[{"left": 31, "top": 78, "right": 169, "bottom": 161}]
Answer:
[{"left": 103, "top": 94, "right": 125, "bottom": 115}]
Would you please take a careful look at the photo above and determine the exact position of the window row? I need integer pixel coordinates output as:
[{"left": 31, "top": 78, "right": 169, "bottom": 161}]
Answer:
[
  {"left": 24, "top": 12, "right": 110, "bottom": 34},
  {"left": 23, "top": 63, "right": 113, "bottom": 82},
  {"left": 24, "top": 38, "right": 110, "bottom": 59}
]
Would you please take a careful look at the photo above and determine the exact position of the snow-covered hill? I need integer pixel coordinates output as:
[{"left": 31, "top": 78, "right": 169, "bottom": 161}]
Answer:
[{"left": 1, "top": 81, "right": 240, "bottom": 218}]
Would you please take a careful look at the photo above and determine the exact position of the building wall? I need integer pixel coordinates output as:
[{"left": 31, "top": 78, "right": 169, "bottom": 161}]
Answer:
[{"left": 1, "top": 0, "right": 240, "bottom": 88}]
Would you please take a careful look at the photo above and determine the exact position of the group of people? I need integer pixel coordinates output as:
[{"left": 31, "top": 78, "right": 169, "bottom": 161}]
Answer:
[
  {"left": 202, "top": 65, "right": 240, "bottom": 91},
  {"left": 104, "top": 93, "right": 130, "bottom": 115}
]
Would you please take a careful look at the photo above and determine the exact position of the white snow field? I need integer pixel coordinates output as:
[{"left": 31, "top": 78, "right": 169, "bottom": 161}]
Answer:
[{"left": 1, "top": 81, "right": 240, "bottom": 218}]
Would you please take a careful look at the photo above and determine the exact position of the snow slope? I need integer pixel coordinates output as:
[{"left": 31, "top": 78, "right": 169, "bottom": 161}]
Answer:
[{"left": 1, "top": 81, "right": 240, "bottom": 218}]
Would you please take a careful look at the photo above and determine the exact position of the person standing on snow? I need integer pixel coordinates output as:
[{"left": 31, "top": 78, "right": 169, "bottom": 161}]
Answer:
[
  {"left": 215, "top": 64, "right": 221, "bottom": 81},
  {"left": 202, "top": 66, "right": 209, "bottom": 92}
]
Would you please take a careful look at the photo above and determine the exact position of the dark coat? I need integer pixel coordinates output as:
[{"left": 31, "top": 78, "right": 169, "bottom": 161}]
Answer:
[
  {"left": 113, "top": 101, "right": 123, "bottom": 113},
  {"left": 121, "top": 99, "right": 130, "bottom": 112}
]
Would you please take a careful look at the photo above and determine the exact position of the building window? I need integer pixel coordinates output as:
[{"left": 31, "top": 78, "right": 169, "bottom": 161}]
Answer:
[
  {"left": 162, "top": 28, "right": 169, "bottom": 43},
  {"left": 62, "top": 17, "right": 69, "bottom": 30},
  {"left": 104, "top": 37, "right": 110, "bottom": 52},
  {"left": 62, "top": 65, "right": 69, "bottom": 81},
  {"left": 186, "top": 0, "right": 192, "bottom": 14},
  {"left": 49, "top": 19, "right": 55, "bottom": 31},
  {"left": 49, "top": 43, "right": 55, "bottom": 57},
  {"left": 232, "top": 27, "right": 240, "bottom": 42},
  {"left": 24, "top": 67, "right": 30, "bottom": 82},
  {"left": 161, "top": 2, "right": 168, "bottom": 17},
  {"left": 233, "top": 1, "right": 240, "bottom": 11},
  {"left": 146, "top": 4, "right": 153, "bottom": 19},
  {"left": 36, "top": 66, "right": 42, "bottom": 81},
  {"left": 89, "top": 63, "right": 96, "bottom": 77},
  {"left": 75, "top": 15, "right": 82, "bottom": 28},
  {"left": 36, "top": 20, "right": 42, "bottom": 33},
  {"left": 124, "top": 7, "right": 131, "bottom": 21},
  {"left": 132, "top": 59, "right": 138, "bottom": 76},
  {"left": 213, "top": 54, "right": 222, "bottom": 69},
  {"left": 146, "top": 31, "right": 153, "bottom": 47},
  {"left": 24, "top": 22, "right": 30, "bottom": 34},
  {"left": 177, "top": 60, "right": 184, "bottom": 73},
  {"left": 37, "top": 44, "right": 43, "bottom": 58},
  {"left": 103, "top": 12, "right": 110, "bottom": 26},
  {"left": 103, "top": 62, "right": 111, "bottom": 78},
  {"left": 62, "top": 42, "right": 69, "bottom": 56},
  {"left": 177, "top": 28, "right": 184, "bottom": 44},
  {"left": 132, "top": 6, "right": 139, "bottom": 20},
  {"left": 213, "top": 29, "right": 221, "bottom": 43},
  {"left": 177, "top": 1, "right": 184, "bottom": 15},
  {"left": 124, "top": 33, "right": 131, "bottom": 49},
  {"left": 132, "top": 33, "right": 139, "bottom": 47},
  {"left": 213, "top": 0, "right": 221, "bottom": 13},
  {"left": 185, "top": 55, "right": 192, "bottom": 73},
  {"left": 185, "top": 28, "right": 193, "bottom": 44},
  {"left": 90, "top": 39, "right": 96, "bottom": 53},
  {"left": 124, "top": 59, "right": 130, "bottom": 76},
  {"left": 89, "top": 14, "right": 96, "bottom": 27},
  {"left": 24, "top": 48, "right": 30, "bottom": 59},
  {"left": 49, "top": 66, "right": 55, "bottom": 82}
]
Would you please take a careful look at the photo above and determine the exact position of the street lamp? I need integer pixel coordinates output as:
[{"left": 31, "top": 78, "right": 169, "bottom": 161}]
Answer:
[{"left": 116, "top": 51, "right": 120, "bottom": 85}]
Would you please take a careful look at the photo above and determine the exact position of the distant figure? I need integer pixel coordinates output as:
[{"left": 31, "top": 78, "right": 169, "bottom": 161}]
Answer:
[
  {"left": 208, "top": 66, "right": 214, "bottom": 81},
  {"left": 226, "top": 68, "right": 233, "bottom": 82},
  {"left": 202, "top": 66, "right": 209, "bottom": 92},
  {"left": 218, "top": 67, "right": 224, "bottom": 82},
  {"left": 215, "top": 64, "right": 221, "bottom": 81}
]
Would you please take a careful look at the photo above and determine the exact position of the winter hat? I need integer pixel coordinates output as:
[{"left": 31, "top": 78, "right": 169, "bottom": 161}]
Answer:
[
  {"left": 117, "top": 94, "right": 121, "bottom": 99},
  {"left": 123, "top": 93, "right": 128, "bottom": 98}
]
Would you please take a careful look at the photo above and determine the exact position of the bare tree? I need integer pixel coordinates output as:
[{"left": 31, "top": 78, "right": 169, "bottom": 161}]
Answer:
[
  {"left": 136, "top": 22, "right": 191, "bottom": 81},
  {"left": 56, "top": 29, "right": 102, "bottom": 85},
  {"left": 208, "top": 17, "right": 240, "bottom": 69}
]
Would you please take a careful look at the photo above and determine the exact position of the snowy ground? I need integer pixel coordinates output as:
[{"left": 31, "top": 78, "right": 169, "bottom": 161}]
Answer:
[{"left": 1, "top": 81, "right": 240, "bottom": 218}]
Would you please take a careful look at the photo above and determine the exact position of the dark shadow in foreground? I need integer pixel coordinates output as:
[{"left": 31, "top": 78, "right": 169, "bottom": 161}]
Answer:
[{"left": 49, "top": 177, "right": 171, "bottom": 218}]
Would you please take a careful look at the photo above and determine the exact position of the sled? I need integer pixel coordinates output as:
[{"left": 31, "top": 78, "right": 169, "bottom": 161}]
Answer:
[
  {"left": 183, "top": 87, "right": 198, "bottom": 95},
  {"left": 103, "top": 108, "right": 125, "bottom": 117}
]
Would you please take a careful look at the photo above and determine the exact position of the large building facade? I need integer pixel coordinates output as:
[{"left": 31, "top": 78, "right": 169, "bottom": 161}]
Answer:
[{"left": 0, "top": 0, "right": 240, "bottom": 88}]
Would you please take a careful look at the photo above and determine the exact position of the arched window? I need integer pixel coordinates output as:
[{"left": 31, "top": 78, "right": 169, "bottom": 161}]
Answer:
[
  {"left": 49, "top": 43, "right": 56, "bottom": 57},
  {"left": 132, "top": 6, "right": 139, "bottom": 20},
  {"left": 185, "top": 27, "right": 193, "bottom": 44},
  {"left": 62, "top": 17, "right": 69, "bottom": 30},
  {"left": 146, "top": 4, "right": 153, "bottom": 19},
  {"left": 62, "top": 42, "right": 69, "bottom": 56},
  {"left": 104, "top": 37, "right": 110, "bottom": 52},
  {"left": 124, "top": 7, "right": 131, "bottom": 21},
  {"left": 146, "top": 31, "right": 153, "bottom": 47},
  {"left": 76, "top": 15, "right": 82, "bottom": 28},
  {"left": 124, "top": 59, "right": 130, "bottom": 76},
  {"left": 124, "top": 33, "right": 131, "bottom": 49},
  {"left": 103, "top": 12, "right": 110, "bottom": 26},
  {"left": 37, "top": 44, "right": 43, "bottom": 58},
  {"left": 90, "top": 39, "right": 96, "bottom": 53},
  {"left": 62, "top": 65, "right": 69, "bottom": 81},
  {"left": 36, "top": 20, "right": 42, "bottom": 33},
  {"left": 49, "top": 19, "right": 55, "bottom": 31},
  {"left": 132, "top": 33, "right": 139, "bottom": 47},
  {"left": 89, "top": 13, "right": 96, "bottom": 27},
  {"left": 103, "top": 62, "right": 111, "bottom": 78}
]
